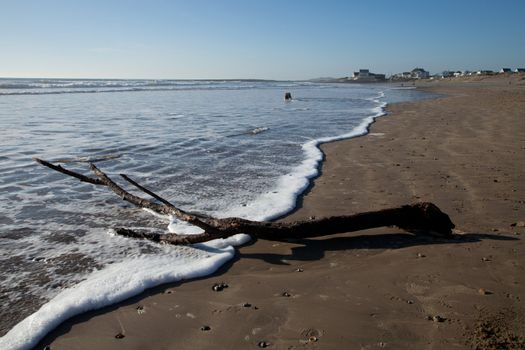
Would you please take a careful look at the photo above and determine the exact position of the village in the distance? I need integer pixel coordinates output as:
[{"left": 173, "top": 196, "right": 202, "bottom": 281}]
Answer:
[{"left": 314, "top": 67, "right": 525, "bottom": 83}]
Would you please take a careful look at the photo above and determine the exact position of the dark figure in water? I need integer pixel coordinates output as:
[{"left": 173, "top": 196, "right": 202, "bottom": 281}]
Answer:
[{"left": 284, "top": 92, "right": 292, "bottom": 101}]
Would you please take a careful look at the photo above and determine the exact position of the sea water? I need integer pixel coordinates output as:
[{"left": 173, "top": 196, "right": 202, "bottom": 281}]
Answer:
[{"left": 0, "top": 79, "right": 433, "bottom": 349}]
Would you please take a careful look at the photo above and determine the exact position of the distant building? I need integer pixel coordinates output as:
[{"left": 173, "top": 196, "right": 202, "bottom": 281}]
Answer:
[
  {"left": 411, "top": 68, "right": 430, "bottom": 79},
  {"left": 499, "top": 68, "right": 512, "bottom": 73},
  {"left": 476, "top": 70, "right": 494, "bottom": 75},
  {"left": 390, "top": 68, "right": 430, "bottom": 80},
  {"left": 515, "top": 68, "right": 525, "bottom": 73},
  {"left": 352, "top": 69, "right": 386, "bottom": 82}
]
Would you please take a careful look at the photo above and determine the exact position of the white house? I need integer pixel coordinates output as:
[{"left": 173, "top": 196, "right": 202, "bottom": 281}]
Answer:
[
  {"left": 476, "top": 70, "right": 494, "bottom": 75},
  {"left": 411, "top": 68, "right": 430, "bottom": 79},
  {"left": 352, "top": 69, "right": 386, "bottom": 81}
]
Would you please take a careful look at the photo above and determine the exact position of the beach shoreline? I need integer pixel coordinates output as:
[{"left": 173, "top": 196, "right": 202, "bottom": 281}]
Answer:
[{"left": 34, "top": 75, "right": 525, "bottom": 349}]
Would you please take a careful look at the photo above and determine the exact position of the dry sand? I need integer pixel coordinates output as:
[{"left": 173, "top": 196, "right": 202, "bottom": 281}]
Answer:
[{"left": 38, "top": 75, "right": 525, "bottom": 349}]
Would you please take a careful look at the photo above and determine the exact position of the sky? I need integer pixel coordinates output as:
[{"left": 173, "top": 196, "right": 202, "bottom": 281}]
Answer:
[{"left": 1, "top": 0, "right": 524, "bottom": 80}]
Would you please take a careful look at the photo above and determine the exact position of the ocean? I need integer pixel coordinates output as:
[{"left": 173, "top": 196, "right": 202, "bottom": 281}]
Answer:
[{"left": 0, "top": 78, "right": 433, "bottom": 349}]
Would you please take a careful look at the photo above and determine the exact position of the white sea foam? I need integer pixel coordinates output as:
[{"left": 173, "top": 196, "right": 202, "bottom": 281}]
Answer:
[
  {"left": 222, "top": 93, "right": 387, "bottom": 222},
  {"left": 0, "top": 234, "right": 250, "bottom": 350}
]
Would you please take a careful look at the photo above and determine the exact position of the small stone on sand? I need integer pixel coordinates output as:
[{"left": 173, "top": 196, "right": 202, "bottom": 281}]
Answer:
[
  {"left": 115, "top": 333, "right": 125, "bottom": 339},
  {"left": 200, "top": 325, "right": 211, "bottom": 331},
  {"left": 478, "top": 288, "right": 492, "bottom": 295},
  {"left": 212, "top": 282, "right": 228, "bottom": 292},
  {"left": 258, "top": 340, "right": 270, "bottom": 348},
  {"left": 433, "top": 315, "right": 445, "bottom": 322},
  {"left": 427, "top": 315, "right": 445, "bottom": 322}
]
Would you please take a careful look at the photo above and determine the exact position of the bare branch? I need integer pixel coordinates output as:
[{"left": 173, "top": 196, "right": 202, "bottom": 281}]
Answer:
[
  {"left": 114, "top": 228, "right": 217, "bottom": 245},
  {"left": 34, "top": 158, "right": 104, "bottom": 185},
  {"left": 119, "top": 174, "right": 210, "bottom": 219},
  {"left": 88, "top": 163, "right": 173, "bottom": 215},
  {"left": 35, "top": 158, "right": 456, "bottom": 247},
  {"left": 35, "top": 159, "right": 219, "bottom": 233},
  {"left": 120, "top": 174, "right": 176, "bottom": 208}
]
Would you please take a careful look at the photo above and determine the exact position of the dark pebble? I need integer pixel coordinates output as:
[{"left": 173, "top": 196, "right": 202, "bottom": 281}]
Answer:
[
  {"left": 200, "top": 325, "right": 211, "bottom": 331},
  {"left": 282, "top": 292, "right": 291, "bottom": 297},
  {"left": 432, "top": 315, "right": 446, "bottom": 322},
  {"left": 510, "top": 221, "right": 525, "bottom": 227},
  {"left": 295, "top": 268, "right": 304, "bottom": 272},
  {"left": 258, "top": 340, "right": 270, "bottom": 348},
  {"left": 212, "top": 283, "right": 223, "bottom": 292},
  {"left": 243, "top": 303, "right": 252, "bottom": 308},
  {"left": 115, "top": 333, "right": 125, "bottom": 339}
]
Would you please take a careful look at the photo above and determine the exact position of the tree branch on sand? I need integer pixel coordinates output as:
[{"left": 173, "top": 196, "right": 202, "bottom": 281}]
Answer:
[{"left": 34, "top": 158, "right": 455, "bottom": 245}]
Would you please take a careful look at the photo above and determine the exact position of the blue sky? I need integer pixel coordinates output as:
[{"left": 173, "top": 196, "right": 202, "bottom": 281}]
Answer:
[{"left": 1, "top": 0, "right": 524, "bottom": 79}]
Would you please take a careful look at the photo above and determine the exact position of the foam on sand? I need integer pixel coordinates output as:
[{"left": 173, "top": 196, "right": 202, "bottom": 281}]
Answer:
[
  {"left": 228, "top": 92, "right": 387, "bottom": 222},
  {"left": 0, "top": 234, "right": 250, "bottom": 350}
]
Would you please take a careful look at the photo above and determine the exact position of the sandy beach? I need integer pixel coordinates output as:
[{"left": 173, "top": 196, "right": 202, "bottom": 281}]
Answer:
[{"left": 36, "top": 75, "right": 525, "bottom": 349}]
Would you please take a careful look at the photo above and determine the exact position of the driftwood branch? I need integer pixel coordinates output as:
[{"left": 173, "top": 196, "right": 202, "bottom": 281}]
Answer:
[{"left": 34, "top": 158, "right": 455, "bottom": 245}]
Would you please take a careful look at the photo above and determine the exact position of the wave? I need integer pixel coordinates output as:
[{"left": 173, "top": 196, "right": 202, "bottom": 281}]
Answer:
[
  {"left": 226, "top": 126, "right": 270, "bottom": 138},
  {"left": 222, "top": 93, "right": 388, "bottom": 222},
  {"left": 0, "top": 79, "right": 313, "bottom": 96}
]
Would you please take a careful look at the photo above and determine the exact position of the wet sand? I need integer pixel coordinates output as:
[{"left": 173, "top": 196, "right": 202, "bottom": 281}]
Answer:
[{"left": 38, "top": 75, "right": 525, "bottom": 349}]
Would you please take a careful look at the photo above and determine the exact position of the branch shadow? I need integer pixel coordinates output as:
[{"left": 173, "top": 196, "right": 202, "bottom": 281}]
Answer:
[{"left": 239, "top": 231, "right": 519, "bottom": 265}]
